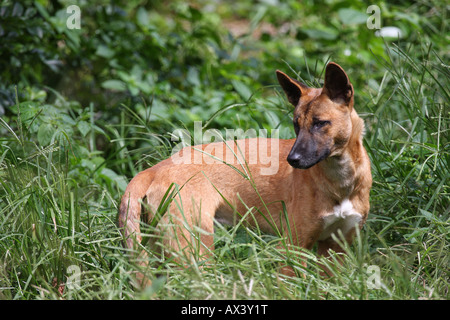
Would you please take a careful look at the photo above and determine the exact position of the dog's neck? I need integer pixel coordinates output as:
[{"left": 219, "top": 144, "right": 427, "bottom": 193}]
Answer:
[{"left": 317, "top": 152, "right": 357, "bottom": 200}]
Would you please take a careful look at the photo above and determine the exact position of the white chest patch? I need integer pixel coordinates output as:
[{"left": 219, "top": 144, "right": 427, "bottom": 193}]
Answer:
[{"left": 318, "top": 199, "right": 362, "bottom": 241}]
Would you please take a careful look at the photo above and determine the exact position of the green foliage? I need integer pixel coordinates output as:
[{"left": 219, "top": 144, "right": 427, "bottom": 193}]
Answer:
[{"left": 0, "top": 0, "right": 448, "bottom": 299}]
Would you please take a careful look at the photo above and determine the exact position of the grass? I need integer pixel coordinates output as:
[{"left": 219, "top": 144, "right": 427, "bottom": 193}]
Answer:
[{"left": 0, "top": 38, "right": 448, "bottom": 300}]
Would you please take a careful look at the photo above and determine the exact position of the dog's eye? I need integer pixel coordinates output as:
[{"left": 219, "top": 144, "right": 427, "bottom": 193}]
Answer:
[
  {"left": 293, "top": 120, "right": 300, "bottom": 135},
  {"left": 313, "top": 120, "right": 330, "bottom": 129}
]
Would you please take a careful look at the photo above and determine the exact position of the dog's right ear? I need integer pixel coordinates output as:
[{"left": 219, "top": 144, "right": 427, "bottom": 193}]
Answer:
[{"left": 276, "top": 70, "right": 306, "bottom": 107}]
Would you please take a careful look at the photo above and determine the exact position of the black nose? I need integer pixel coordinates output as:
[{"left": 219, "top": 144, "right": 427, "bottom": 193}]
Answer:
[
  {"left": 287, "top": 153, "right": 311, "bottom": 169},
  {"left": 287, "top": 154, "right": 301, "bottom": 168},
  {"left": 287, "top": 151, "right": 319, "bottom": 169}
]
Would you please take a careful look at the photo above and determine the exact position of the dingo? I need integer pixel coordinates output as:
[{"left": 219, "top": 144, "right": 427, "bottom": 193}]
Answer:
[{"left": 119, "top": 62, "right": 372, "bottom": 286}]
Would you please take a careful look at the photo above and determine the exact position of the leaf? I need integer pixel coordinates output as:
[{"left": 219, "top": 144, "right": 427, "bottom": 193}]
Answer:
[
  {"left": 43, "top": 59, "right": 63, "bottom": 72},
  {"left": 11, "top": 2, "right": 24, "bottom": 17},
  {"left": 12, "top": 101, "right": 41, "bottom": 122},
  {"left": 136, "top": 7, "right": 150, "bottom": 28},
  {"left": 37, "top": 123, "right": 54, "bottom": 146},
  {"left": 187, "top": 67, "right": 201, "bottom": 86},
  {"left": 81, "top": 159, "right": 96, "bottom": 171},
  {"left": 338, "top": 8, "right": 368, "bottom": 25},
  {"left": 302, "top": 28, "right": 337, "bottom": 40},
  {"left": 101, "top": 80, "right": 125, "bottom": 91},
  {"left": 77, "top": 120, "right": 90, "bottom": 137},
  {"left": 419, "top": 209, "right": 444, "bottom": 223},
  {"left": 231, "top": 80, "right": 252, "bottom": 101},
  {"left": 95, "top": 45, "right": 115, "bottom": 58},
  {"left": 26, "top": 26, "right": 43, "bottom": 39},
  {"left": 100, "top": 168, "right": 128, "bottom": 191},
  {"left": 34, "top": 2, "right": 50, "bottom": 20}
]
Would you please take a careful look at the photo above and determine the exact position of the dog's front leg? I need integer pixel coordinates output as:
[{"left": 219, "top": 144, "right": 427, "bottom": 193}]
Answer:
[
  {"left": 278, "top": 224, "right": 323, "bottom": 278},
  {"left": 316, "top": 228, "right": 357, "bottom": 276}
]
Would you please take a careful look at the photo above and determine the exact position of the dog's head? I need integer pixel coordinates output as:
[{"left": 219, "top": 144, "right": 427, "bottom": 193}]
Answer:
[{"left": 277, "top": 62, "right": 355, "bottom": 169}]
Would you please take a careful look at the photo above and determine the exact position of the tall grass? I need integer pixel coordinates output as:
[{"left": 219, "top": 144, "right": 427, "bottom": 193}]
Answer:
[
  {"left": 0, "top": 41, "right": 448, "bottom": 300},
  {"left": 362, "top": 41, "right": 449, "bottom": 299}
]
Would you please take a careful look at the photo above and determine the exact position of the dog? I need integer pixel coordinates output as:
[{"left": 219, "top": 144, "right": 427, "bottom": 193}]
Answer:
[{"left": 119, "top": 62, "right": 372, "bottom": 286}]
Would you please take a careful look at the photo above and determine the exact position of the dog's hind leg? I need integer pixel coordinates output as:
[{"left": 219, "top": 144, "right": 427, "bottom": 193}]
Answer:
[{"left": 155, "top": 194, "right": 217, "bottom": 268}]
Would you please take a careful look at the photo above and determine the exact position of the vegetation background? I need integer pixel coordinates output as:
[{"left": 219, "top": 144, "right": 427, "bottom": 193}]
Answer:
[{"left": 0, "top": 0, "right": 448, "bottom": 300}]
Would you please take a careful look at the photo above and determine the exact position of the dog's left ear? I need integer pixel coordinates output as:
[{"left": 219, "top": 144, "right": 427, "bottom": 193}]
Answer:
[{"left": 323, "top": 62, "right": 353, "bottom": 105}]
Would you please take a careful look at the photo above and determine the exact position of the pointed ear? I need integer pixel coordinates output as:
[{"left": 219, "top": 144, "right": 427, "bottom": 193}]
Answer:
[
  {"left": 276, "top": 70, "right": 306, "bottom": 107},
  {"left": 323, "top": 62, "right": 353, "bottom": 104}
]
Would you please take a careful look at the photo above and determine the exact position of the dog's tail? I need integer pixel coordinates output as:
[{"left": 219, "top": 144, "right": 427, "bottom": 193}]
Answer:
[{"left": 118, "top": 168, "right": 155, "bottom": 287}]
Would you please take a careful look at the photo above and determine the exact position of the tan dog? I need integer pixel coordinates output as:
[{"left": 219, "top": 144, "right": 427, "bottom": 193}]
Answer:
[{"left": 119, "top": 62, "right": 372, "bottom": 286}]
